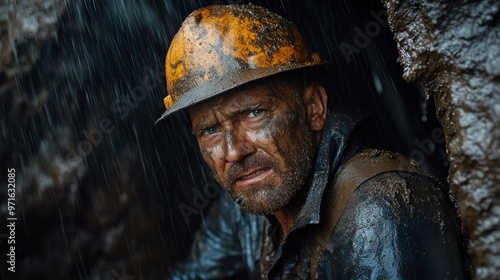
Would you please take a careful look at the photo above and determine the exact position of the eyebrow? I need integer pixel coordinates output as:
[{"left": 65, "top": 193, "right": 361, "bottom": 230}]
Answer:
[
  {"left": 227, "top": 97, "right": 278, "bottom": 114},
  {"left": 190, "top": 96, "right": 281, "bottom": 133}
]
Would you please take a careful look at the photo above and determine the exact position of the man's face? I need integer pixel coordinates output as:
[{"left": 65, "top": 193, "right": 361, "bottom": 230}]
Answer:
[{"left": 188, "top": 81, "right": 318, "bottom": 215}]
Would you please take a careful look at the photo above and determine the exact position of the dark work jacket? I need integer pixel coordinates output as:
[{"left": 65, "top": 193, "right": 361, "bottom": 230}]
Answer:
[{"left": 169, "top": 112, "right": 468, "bottom": 279}]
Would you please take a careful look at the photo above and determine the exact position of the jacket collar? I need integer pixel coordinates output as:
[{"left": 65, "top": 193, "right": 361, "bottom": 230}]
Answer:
[{"left": 291, "top": 110, "right": 363, "bottom": 231}]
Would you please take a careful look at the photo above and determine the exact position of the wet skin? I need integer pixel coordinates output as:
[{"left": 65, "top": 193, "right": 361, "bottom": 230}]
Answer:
[{"left": 188, "top": 80, "right": 328, "bottom": 234}]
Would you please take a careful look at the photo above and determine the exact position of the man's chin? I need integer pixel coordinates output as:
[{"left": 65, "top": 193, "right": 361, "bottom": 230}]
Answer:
[
  {"left": 229, "top": 188, "right": 291, "bottom": 215},
  {"left": 239, "top": 201, "right": 279, "bottom": 215}
]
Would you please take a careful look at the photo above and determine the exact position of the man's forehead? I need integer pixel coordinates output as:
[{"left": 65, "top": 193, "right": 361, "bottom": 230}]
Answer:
[{"left": 187, "top": 81, "right": 282, "bottom": 114}]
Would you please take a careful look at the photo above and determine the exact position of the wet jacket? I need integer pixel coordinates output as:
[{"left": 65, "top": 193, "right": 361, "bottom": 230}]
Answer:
[{"left": 170, "top": 112, "right": 468, "bottom": 279}]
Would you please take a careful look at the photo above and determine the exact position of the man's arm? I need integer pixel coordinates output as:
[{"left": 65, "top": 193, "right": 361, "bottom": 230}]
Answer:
[
  {"left": 169, "top": 191, "right": 248, "bottom": 279},
  {"left": 319, "top": 171, "right": 469, "bottom": 279}
]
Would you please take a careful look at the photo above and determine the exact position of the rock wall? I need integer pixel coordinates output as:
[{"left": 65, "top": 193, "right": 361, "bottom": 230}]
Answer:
[
  {"left": 1, "top": 1, "right": 208, "bottom": 278},
  {"left": 0, "top": 0, "right": 65, "bottom": 98},
  {"left": 381, "top": 0, "right": 500, "bottom": 278}
]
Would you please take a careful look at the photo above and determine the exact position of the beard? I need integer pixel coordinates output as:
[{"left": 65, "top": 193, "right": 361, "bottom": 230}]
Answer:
[{"left": 217, "top": 125, "right": 317, "bottom": 215}]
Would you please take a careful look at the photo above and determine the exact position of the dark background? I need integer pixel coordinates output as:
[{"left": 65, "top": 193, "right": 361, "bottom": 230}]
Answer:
[{"left": 0, "top": 0, "right": 448, "bottom": 279}]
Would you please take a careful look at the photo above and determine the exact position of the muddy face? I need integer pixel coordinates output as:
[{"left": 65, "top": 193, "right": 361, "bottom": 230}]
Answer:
[{"left": 188, "top": 82, "right": 318, "bottom": 215}]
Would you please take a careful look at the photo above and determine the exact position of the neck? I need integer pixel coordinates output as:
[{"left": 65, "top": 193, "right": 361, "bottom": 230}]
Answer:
[
  {"left": 272, "top": 184, "right": 309, "bottom": 242},
  {"left": 273, "top": 140, "right": 322, "bottom": 241},
  {"left": 273, "top": 206, "right": 299, "bottom": 241}
]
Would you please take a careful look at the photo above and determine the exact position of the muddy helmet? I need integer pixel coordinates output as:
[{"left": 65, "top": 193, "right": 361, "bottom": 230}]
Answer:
[{"left": 155, "top": 3, "right": 324, "bottom": 124}]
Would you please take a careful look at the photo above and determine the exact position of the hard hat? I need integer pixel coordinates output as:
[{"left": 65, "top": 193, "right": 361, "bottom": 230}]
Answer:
[{"left": 156, "top": 3, "right": 324, "bottom": 124}]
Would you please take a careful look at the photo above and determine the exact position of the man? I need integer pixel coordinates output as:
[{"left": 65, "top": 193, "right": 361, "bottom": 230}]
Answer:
[{"left": 156, "top": 4, "right": 468, "bottom": 279}]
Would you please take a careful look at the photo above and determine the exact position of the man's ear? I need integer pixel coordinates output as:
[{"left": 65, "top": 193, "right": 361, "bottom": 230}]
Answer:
[{"left": 303, "top": 82, "right": 328, "bottom": 132}]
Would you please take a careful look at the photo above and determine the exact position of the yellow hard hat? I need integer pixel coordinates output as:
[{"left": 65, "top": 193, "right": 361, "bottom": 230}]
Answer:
[{"left": 156, "top": 3, "right": 323, "bottom": 124}]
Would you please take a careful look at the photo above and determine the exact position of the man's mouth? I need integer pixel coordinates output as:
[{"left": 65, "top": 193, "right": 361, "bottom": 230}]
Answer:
[{"left": 235, "top": 167, "right": 272, "bottom": 187}]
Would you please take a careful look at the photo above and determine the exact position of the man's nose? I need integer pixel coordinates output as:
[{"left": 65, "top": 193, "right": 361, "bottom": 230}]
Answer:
[{"left": 224, "top": 129, "right": 255, "bottom": 163}]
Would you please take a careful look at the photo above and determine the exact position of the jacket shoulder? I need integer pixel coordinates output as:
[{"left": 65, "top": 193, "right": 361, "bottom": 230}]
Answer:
[{"left": 318, "top": 171, "right": 468, "bottom": 279}]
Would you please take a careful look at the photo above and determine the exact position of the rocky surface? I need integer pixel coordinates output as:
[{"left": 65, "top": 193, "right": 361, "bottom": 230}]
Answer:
[
  {"left": 381, "top": 0, "right": 500, "bottom": 278},
  {"left": 0, "top": 0, "right": 65, "bottom": 98},
  {"left": 1, "top": 1, "right": 205, "bottom": 279}
]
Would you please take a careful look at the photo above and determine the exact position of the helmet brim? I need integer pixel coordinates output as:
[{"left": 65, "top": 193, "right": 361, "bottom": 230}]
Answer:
[{"left": 155, "top": 61, "right": 329, "bottom": 125}]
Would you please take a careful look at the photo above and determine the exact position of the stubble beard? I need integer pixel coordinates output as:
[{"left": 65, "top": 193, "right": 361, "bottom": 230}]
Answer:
[{"left": 218, "top": 126, "right": 316, "bottom": 215}]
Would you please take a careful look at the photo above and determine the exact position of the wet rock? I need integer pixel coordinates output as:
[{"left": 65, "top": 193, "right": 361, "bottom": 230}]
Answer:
[
  {"left": 381, "top": 0, "right": 500, "bottom": 278},
  {"left": 1, "top": 1, "right": 204, "bottom": 279},
  {"left": 0, "top": 0, "right": 66, "bottom": 98}
]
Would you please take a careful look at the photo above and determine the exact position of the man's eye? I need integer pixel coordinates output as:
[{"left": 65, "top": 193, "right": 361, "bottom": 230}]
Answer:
[
  {"left": 248, "top": 109, "right": 264, "bottom": 118},
  {"left": 203, "top": 126, "right": 218, "bottom": 135}
]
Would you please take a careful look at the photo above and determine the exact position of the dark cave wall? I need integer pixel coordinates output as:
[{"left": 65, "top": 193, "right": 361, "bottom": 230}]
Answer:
[
  {"left": 381, "top": 0, "right": 500, "bottom": 279},
  {"left": 1, "top": 1, "right": 206, "bottom": 278}
]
